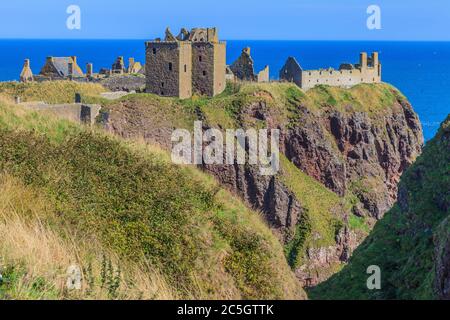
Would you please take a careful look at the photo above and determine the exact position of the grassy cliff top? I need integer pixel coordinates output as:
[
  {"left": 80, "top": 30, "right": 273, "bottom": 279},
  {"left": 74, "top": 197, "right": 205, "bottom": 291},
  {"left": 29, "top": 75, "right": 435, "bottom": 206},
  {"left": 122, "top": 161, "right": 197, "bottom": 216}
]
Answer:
[
  {"left": 0, "top": 81, "right": 106, "bottom": 104},
  {"left": 0, "top": 96, "right": 305, "bottom": 299},
  {"left": 0, "top": 80, "right": 404, "bottom": 119}
]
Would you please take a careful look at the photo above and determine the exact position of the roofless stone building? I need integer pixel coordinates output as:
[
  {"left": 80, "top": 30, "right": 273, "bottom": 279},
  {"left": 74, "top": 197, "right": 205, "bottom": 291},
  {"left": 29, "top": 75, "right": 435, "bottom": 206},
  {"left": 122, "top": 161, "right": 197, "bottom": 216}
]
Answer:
[
  {"left": 280, "top": 52, "right": 382, "bottom": 90},
  {"left": 145, "top": 27, "right": 226, "bottom": 98}
]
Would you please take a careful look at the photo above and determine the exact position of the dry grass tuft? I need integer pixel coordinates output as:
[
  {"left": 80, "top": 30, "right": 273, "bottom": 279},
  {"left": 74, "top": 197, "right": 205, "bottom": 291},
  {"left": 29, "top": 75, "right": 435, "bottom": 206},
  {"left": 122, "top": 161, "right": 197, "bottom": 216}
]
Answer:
[{"left": 0, "top": 175, "right": 176, "bottom": 300}]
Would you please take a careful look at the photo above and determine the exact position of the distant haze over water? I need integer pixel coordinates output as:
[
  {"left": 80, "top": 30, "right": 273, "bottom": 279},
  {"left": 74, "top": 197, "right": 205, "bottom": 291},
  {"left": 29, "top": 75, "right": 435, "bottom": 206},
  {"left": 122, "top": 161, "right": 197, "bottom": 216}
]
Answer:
[{"left": 0, "top": 40, "right": 449, "bottom": 141}]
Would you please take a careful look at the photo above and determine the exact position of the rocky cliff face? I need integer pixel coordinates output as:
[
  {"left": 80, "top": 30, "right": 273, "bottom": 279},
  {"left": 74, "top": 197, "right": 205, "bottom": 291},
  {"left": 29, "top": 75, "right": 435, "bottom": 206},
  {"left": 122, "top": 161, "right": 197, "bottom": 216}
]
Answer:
[
  {"left": 310, "top": 115, "right": 449, "bottom": 300},
  {"left": 101, "top": 83, "right": 424, "bottom": 286},
  {"left": 202, "top": 163, "right": 302, "bottom": 241},
  {"left": 283, "top": 95, "right": 423, "bottom": 220}
]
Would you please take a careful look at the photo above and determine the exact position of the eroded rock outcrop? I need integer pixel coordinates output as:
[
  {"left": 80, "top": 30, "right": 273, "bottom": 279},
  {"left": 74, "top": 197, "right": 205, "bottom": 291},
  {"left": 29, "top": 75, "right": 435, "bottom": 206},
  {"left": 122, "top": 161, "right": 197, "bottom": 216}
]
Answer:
[
  {"left": 310, "top": 115, "right": 449, "bottom": 300},
  {"left": 202, "top": 163, "right": 303, "bottom": 241},
  {"left": 283, "top": 94, "right": 423, "bottom": 220}
]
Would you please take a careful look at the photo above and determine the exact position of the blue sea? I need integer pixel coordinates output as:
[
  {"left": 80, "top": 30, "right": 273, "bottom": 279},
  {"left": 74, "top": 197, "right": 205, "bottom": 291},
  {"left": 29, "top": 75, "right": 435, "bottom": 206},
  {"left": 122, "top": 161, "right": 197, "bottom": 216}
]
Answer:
[{"left": 0, "top": 40, "right": 449, "bottom": 141}]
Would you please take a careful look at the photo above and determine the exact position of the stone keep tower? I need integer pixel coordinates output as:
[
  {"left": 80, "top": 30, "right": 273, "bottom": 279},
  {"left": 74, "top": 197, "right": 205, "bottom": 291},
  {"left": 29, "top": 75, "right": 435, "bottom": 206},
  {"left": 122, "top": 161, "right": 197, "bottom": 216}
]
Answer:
[
  {"left": 145, "top": 27, "right": 226, "bottom": 98},
  {"left": 189, "top": 28, "right": 226, "bottom": 97}
]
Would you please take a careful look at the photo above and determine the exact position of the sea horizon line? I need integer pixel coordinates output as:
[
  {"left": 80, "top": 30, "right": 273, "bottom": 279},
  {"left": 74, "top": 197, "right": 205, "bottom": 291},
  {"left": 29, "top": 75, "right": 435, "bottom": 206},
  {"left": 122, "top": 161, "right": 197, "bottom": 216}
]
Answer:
[{"left": 0, "top": 38, "right": 450, "bottom": 43}]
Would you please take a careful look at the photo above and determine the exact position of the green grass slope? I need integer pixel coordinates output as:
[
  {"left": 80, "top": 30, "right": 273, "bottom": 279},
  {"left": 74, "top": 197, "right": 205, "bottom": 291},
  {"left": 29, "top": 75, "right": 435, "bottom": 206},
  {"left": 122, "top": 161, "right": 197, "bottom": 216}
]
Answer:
[
  {"left": 309, "top": 115, "right": 450, "bottom": 300},
  {"left": 0, "top": 98, "right": 305, "bottom": 299},
  {"left": 0, "top": 80, "right": 411, "bottom": 298},
  {"left": 279, "top": 155, "right": 346, "bottom": 270},
  {"left": 0, "top": 81, "right": 106, "bottom": 104},
  {"left": 6, "top": 81, "right": 398, "bottom": 267}
]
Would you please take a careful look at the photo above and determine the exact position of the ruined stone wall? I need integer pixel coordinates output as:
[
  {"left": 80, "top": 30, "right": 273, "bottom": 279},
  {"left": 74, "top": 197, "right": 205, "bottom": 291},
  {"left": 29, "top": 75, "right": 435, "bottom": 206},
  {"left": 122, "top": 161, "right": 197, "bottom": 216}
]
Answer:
[
  {"left": 300, "top": 66, "right": 381, "bottom": 90},
  {"left": 146, "top": 42, "right": 192, "bottom": 98},
  {"left": 20, "top": 103, "right": 101, "bottom": 125},
  {"left": 280, "top": 53, "right": 381, "bottom": 90},
  {"left": 230, "top": 48, "right": 256, "bottom": 81},
  {"left": 257, "top": 65, "right": 270, "bottom": 83}
]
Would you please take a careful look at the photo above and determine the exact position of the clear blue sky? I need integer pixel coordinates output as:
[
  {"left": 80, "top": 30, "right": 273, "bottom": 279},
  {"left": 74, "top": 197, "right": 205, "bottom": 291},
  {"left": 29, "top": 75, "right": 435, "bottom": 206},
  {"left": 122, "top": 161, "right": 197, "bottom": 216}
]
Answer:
[{"left": 1, "top": 0, "right": 449, "bottom": 40}]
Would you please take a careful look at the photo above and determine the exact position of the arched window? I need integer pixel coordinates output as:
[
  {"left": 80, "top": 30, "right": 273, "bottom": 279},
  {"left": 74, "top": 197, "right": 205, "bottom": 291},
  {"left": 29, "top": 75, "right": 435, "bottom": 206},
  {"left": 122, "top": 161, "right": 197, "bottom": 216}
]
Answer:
[
  {"left": 168, "top": 63, "right": 173, "bottom": 71},
  {"left": 184, "top": 65, "right": 187, "bottom": 72},
  {"left": 152, "top": 48, "right": 156, "bottom": 55},
  {"left": 199, "top": 56, "right": 202, "bottom": 62}
]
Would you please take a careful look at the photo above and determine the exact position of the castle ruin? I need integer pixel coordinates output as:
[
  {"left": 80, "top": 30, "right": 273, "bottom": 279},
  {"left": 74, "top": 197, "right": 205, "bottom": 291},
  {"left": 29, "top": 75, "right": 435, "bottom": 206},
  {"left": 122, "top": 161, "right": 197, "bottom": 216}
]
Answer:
[
  {"left": 280, "top": 52, "right": 381, "bottom": 90},
  {"left": 39, "top": 56, "right": 84, "bottom": 79},
  {"left": 20, "top": 55, "right": 143, "bottom": 84},
  {"left": 145, "top": 27, "right": 226, "bottom": 98},
  {"left": 127, "top": 58, "right": 143, "bottom": 74},
  {"left": 111, "top": 56, "right": 126, "bottom": 74},
  {"left": 229, "top": 47, "right": 270, "bottom": 83}
]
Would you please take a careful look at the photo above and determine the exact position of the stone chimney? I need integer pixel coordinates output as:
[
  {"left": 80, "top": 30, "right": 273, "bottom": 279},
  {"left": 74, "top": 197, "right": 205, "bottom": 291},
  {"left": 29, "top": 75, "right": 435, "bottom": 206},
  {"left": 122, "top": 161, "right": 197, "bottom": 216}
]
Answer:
[
  {"left": 68, "top": 62, "right": 74, "bottom": 79},
  {"left": 20, "top": 59, "right": 34, "bottom": 83},
  {"left": 128, "top": 58, "right": 135, "bottom": 73},
  {"left": 372, "top": 52, "right": 379, "bottom": 66},
  {"left": 86, "top": 63, "right": 93, "bottom": 78},
  {"left": 129, "top": 57, "right": 135, "bottom": 66},
  {"left": 360, "top": 52, "right": 368, "bottom": 69}
]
